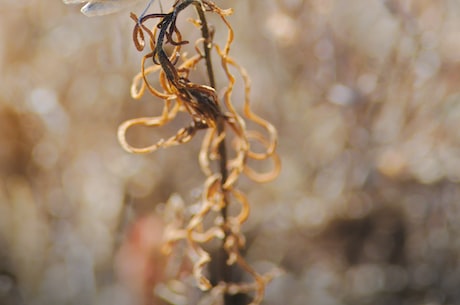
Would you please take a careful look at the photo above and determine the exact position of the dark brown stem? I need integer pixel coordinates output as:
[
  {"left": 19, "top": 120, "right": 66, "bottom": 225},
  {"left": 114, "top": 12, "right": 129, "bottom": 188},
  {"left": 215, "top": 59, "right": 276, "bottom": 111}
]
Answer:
[
  {"left": 193, "top": 2, "right": 233, "bottom": 304},
  {"left": 193, "top": 1, "right": 216, "bottom": 89}
]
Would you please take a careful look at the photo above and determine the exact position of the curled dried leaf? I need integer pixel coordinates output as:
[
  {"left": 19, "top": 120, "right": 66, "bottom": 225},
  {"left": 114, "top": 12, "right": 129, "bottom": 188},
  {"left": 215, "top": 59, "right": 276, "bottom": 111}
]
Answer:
[{"left": 118, "top": 2, "right": 280, "bottom": 304}]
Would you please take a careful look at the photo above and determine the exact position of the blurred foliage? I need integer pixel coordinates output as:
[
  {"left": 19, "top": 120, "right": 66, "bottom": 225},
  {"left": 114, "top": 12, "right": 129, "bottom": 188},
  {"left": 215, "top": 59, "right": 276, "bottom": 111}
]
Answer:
[{"left": 2, "top": 0, "right": 460, "bottom": 304}]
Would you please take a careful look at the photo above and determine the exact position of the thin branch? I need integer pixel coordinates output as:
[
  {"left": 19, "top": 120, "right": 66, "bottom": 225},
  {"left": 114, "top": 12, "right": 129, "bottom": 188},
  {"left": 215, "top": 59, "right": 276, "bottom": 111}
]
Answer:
[{"left": 193, "top": 2, "right": 234, "bottom": 304}]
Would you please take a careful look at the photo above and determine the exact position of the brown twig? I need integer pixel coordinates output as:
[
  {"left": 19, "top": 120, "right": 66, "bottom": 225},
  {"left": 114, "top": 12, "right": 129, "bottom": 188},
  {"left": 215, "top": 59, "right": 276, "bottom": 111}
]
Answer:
[{"left": 192, "top": 3, "right": 234, "bottom": 304}]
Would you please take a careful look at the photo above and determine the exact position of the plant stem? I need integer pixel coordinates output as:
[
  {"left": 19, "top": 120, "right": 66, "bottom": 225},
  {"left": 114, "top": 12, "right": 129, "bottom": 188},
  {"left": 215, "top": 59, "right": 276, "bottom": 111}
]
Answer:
[
  {"left": 194, "top": 2, "right": 233, "bottom": 304},
  {"left": 194, "top": 2, "right": 216, "bottom": 89}
]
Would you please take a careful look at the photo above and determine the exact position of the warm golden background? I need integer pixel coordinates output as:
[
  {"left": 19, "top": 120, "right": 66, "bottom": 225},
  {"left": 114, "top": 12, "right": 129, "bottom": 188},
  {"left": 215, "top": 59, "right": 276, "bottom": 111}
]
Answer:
[{"left": 2, "top": 0, "right": 460, "bottom": 304}]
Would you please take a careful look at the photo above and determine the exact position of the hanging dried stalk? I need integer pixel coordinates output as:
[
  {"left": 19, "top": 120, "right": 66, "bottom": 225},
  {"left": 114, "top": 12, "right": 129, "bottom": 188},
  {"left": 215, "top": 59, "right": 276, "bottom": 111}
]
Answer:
[{"left": 117, "top": 1, "right": 281, "bottom": 304}]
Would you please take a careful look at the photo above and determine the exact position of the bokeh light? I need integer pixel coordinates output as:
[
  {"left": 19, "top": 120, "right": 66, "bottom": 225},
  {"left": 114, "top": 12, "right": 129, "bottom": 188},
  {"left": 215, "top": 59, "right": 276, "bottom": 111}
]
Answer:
[{"left": 2, "top": 0, "right": 460, "bottom": 304}]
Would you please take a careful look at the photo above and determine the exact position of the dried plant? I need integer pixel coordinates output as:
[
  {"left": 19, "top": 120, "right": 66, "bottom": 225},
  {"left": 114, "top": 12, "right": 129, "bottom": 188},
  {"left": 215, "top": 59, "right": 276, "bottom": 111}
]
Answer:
[{"left": 117, "top": 1, "right": 281, "bottom": 304}]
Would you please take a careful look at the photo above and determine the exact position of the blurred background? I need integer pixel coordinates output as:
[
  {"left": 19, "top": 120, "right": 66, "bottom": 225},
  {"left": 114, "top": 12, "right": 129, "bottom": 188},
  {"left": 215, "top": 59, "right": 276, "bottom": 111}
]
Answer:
[{"left": 2, "top": 0, "right": 460, "bottom": 304}]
